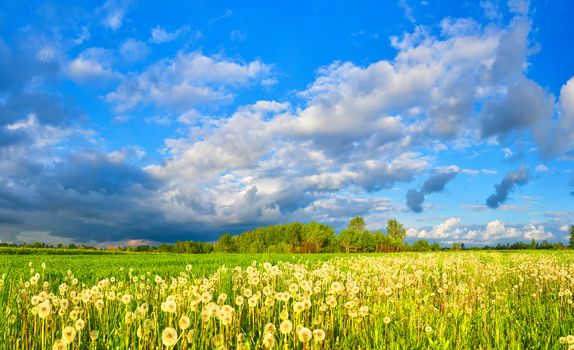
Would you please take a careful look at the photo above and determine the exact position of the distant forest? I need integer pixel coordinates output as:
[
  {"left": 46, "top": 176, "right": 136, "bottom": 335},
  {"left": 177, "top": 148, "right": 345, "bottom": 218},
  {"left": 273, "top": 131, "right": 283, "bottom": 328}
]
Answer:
[{"left": 2, "top": 218, "right": 573, "bottom": 254}]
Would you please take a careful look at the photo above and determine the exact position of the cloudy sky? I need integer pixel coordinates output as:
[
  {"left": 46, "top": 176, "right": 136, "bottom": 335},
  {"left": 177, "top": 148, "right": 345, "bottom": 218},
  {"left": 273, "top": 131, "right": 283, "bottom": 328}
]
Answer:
[{"left": 1, "top": 0, "right": 573, "bottom": 246}]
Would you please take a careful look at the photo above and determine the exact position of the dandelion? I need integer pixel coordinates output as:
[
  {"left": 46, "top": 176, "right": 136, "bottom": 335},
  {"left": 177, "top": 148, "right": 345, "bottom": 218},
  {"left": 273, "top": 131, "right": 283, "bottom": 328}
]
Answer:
[
  {"left": 38, "top": 300, "right": 51, "bottom": 319},
  {"left": 162, "top": 299, "right": 177, "bottom": 313},
  {"left": 264, "top": 323, "right": 276, "bottom": 335},
  {"left": 383, "top": 316, "right": 391, "bottom": 324},
  {"left": 121, "top": 294, "right": 132, "bottom": 305},
  {"left": 89, "top": 330, "right": 99, "bottom": 341},
  {"left": 298, "top": 327, "right": 312, "bottom": 343},
  {"left": 263, "top": 332, "right": 276, "bottom": 348},
  {"left": 248, "top": 295, "right": 258, "bottom": 308},
  {"left": 75, "top": 319, "right": 85, "bottom": 331},
  {"left": 62, "top": 326, "right": 76, "bottom": 344},
  {"left": 313, "top": 329, "right": 326, "bottom": 342},
  {"left": 52, "top": 340, "right": 66, "bottom": 350},
  {"left": 425, "top": 326, "right": 433, "bottom": 334},
  {"left": 162, "top": 327, "right": 178, "bottom": 347},
  {"left": 293, "top": 301, "right": 305, "bottom": 313},
  {"left": 179, "top": 315, "right": 191, "bottom": 330},
  {"left": 568, "top": 335, "right": 574, "bottom": 344},
  {"left": 280, "top": 320, "right": 293, "bottom": 335}
]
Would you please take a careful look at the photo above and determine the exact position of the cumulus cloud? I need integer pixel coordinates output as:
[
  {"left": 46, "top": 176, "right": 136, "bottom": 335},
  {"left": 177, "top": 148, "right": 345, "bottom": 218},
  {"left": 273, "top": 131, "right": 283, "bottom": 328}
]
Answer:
[
  {"left": 541, "top": 76, "right": 574, "bottom": 156},
  {"left": 106, "top": 52, "right": 271, "bottom": 112},
  {"left": 408, "top": 218, "right": 553, "bottom": 244},
  {"left": 486, "top": 166, "right": 530, "bottom": 208},
  {"left": 408, "top": 217, "right": 462, "bottom": 239},
  {"left": 67, "top": 47, "right": 119, "bottom": 84},
  {"left": 481, "top": 79, "right": 554, "bottom": 139},
  {"left": 406, "top": 172, "right": 457, "bottom": 212}
]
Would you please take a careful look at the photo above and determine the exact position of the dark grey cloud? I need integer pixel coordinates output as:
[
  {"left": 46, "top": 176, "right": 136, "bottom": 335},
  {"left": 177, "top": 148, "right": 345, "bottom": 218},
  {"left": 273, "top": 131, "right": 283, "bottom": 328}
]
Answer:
[
  {"left": 56, "top": 152, "right": 158, "bottom": 195},
  {"left": 407, "top": 172, "right": 457, "bottom": 212},
  {"left": 490, "top": 18, "right": 530, "bottom": 84},
  {"left": 406, "top": 189, "right": 425, "bottom": 213},
  {"left": 486, "top": 166, "right": 530, "bottom": 208},
  {"left": 481, "top": 79, "right": 554, "bottom": 139}
]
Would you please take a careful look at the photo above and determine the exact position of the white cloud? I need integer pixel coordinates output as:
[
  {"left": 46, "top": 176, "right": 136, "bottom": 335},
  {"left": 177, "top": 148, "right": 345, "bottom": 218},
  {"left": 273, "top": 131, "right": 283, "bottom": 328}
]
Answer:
[
  {"left": 133, "top": 12, "right": 558, "bottom": 232},
  {"left": 106, "top": 52, "right": 271, "bottom": 112},
  {"left": 67, "top": 48, "right": 119, "bottom": 83},
  {"left": 408, "top": 217, "right": 462, "bottom": 239},
  {"left": 408, "top": 218, "right": 554, "bottom": 244},
  {"left": 120, "top": 39, "right": 149, "bottom": 62},
  {"left": 522, "top": 224, "right": 552, "bottom": 240},
  {"left": 101, "top": 0, "right": 129, "bottom": 31},
  {"left": 150, "top": 25, "right": 191, "bottom": 44},
  {"left": 542, "top": 76, "right": 574, "bottom": 156}
]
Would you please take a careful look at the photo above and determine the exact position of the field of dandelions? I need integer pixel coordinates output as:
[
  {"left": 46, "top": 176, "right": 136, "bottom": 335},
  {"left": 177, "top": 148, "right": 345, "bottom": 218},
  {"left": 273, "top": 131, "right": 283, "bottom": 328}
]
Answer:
[{"left": 1, "top": 251, "right": 574, "bottom": 349}]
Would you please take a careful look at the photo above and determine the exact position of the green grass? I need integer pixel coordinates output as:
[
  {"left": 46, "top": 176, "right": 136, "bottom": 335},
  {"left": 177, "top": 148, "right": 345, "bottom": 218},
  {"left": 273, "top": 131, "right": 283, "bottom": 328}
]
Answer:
[{"left": 0, "top": 250, "right": 573, "bottom": 349}]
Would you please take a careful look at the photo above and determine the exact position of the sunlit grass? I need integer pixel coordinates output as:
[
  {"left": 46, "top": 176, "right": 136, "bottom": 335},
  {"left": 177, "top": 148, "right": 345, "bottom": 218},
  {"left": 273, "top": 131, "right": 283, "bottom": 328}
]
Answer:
[{"left": 0, "top": 251, "right": 573, "bottom": 349}]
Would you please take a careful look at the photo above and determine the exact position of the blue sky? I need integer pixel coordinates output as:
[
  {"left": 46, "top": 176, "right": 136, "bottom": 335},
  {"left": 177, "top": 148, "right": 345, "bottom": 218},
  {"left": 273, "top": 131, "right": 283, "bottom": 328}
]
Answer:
[{"left": 1, "top": 0, "right": 573, "bottom": 246}]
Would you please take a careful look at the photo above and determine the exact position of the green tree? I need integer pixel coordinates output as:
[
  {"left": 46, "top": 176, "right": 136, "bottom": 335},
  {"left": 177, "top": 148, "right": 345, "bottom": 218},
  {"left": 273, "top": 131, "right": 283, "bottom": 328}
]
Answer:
[
  {"left": 451, "top": 242, "right": 463, "bottom": 251},
  {"left": 570, "top": 225, "right": 574, "bottom": 248},
  {"left": 305, "top": 222, "right": 335, "bottom": 253},
  {"left": 338, "top": 229, "right": 359, "bottom": 253},
  {"left": 386, "top": 218, "right": 406, "bottom": 241},
  {"left": 412, "top": 240, "right": 431, "bottom": 252},
  {"left": 348, "top": 217, "right": 366, "bottom": 232},
  {"left": 217, "top": 233, "right": 236, "bottom": 253},
  {"left": 357, "top": 231, "right": 376, "bottom": 252}
]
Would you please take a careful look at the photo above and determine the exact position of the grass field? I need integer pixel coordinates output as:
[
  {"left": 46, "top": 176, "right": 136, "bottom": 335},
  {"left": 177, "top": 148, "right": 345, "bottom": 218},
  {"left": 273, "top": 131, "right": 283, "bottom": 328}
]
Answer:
[{"left": 1, "top": 250, "right": 573, "bottom": 349}]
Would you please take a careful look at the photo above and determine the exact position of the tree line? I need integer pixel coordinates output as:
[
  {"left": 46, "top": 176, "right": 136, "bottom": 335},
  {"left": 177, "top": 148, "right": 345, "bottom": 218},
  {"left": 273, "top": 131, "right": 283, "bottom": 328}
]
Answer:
[{"left": 2, "top": 221, "right": 573, "bottom": 254}]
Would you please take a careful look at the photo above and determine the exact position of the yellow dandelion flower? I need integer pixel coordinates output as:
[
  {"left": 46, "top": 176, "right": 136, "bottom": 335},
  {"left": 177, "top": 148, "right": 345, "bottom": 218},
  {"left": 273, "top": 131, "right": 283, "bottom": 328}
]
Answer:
[
  {"left": 162, "top": 327, "right": 178, "bottom": 347},
  {"left": 298, "top": 327, "right": 312, "bottom": 343},
  {"left": 90, "top": 330, "right": 99, "bottom": 341},
  {"left": 280, "top": 320, "right": 293, "bottom": 335},
  {"left": 75, "top": 318, "right": 85, "bottom": 331},
  {"left": 121, "top": 294, "right": 132, "bottom": 305},
  {"left": 293, "top": 301, "right": 304, "bottom": 313},
  {"left": 263, "top": 332, "right": 276, "bottom": 349},
  {"left": 313, "top": 329, "right": 326, "bottom": 342},
  {"left": 248, "top": 296, "right": 258, "bottom": 308},
  {"left": 163, "top": 299, "right": 177, "bottom": 313},
  {"left": 52, "top": 339, "right": 66, "bottom": 350},
  {"left": 179, "top": 315, "right": 191, "bottom": 330},
  {"left": 38, "top": 300, "right": 51, "bottom": 319},
  {"left": 62, "top": 326, "right": 76, "bottom": 344}
]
